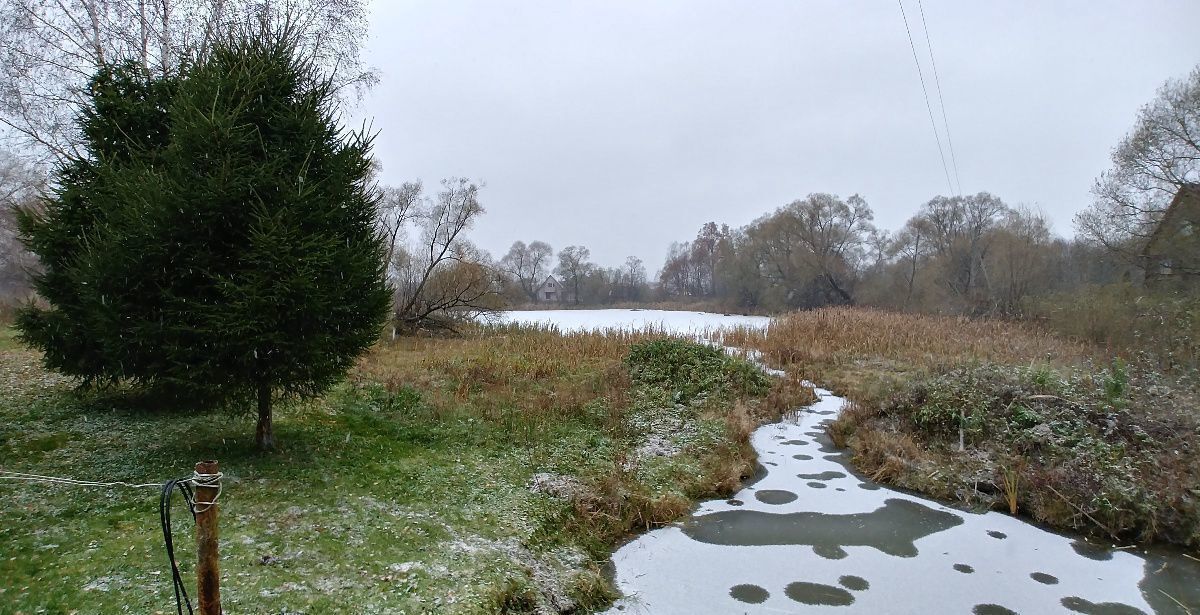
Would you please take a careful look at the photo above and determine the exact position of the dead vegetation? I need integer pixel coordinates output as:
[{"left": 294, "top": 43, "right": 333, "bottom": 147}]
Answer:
[
  {"left": 354, "top": 324, "right": 815, "bottom": 609},
  {"left": 725, "top": 306, "right": 1095, "bottom": 371},
  {"left": 740, "top": 307, "right": 1200, "bottom": 549}
]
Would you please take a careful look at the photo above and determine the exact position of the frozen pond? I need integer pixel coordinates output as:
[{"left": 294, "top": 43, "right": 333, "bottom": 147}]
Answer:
[
  {"left": 493, "top": 309, "right": 770, "bottom": 334},
  {"left": 500, "top": 309, "right": 1199, "bottom": 614}
]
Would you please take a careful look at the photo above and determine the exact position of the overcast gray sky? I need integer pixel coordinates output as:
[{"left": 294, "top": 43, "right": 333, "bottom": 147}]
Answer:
[{"left": 355, "top": 1, "right": 1200, "bottom": 271}]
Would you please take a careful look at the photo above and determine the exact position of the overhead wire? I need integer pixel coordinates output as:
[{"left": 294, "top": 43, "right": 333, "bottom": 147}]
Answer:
[
  {"left": 917, "top": 0, "right": 964, "bottom": 195},
  {"left": 897, "top": 0, "right": 956, "bottom": 197}
]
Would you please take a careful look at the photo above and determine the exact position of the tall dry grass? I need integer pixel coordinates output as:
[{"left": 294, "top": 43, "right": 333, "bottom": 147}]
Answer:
[
  {"left": 356, "top": 324, "right": 678, "bottom": 435},
  {"left": 361, "top": 323, "right": 678, "bottom": 385},
  {"left": 357, "top": 323, "right": 817, "bottom": 555},
  {"left": 724, "top": 306, "right": 1096, "bottom": 370}
]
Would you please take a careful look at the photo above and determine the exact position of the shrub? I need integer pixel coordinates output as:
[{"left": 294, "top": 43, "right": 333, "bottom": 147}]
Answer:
[
  {"left": 1027, "top": 283, "right": 1200, "bottom": 372},
  {"left": 624, "top": 339, "right": 769, "bottom": 404},
  {"left": 838, "top": 360, "right": 1200, "bottom": 547},
  {"left": 908, "top": 370, "right": 994, "bottom": 443},
  {"left": 1103, "top": 357, "right": 1129, "bottom": 404}
]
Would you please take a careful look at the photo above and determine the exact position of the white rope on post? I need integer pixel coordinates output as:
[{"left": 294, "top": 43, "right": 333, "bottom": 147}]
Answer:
[{"left": 188, "top": 471, "right": 223, "bottom": 514}]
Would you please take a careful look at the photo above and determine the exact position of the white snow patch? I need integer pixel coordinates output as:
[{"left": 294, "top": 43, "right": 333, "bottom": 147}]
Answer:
[{"left": 493, "top": 309, "right": 770, "bottom": 335}]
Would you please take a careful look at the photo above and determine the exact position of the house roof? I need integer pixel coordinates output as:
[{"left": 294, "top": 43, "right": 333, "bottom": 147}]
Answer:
[{"left": 1143, "top": 183, "right": 1200, "bottom": 256}]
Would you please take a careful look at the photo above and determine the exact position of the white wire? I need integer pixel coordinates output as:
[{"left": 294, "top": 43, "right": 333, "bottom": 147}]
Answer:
[
  {"left": 0, "top": 471, "right": 163, "bottom": 489},
  {"left": 1, "top": 469, "right": 224, "bottom": 513}
]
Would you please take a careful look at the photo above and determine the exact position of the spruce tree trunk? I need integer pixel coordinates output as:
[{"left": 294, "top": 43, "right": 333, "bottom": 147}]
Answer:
[{"left": 255, "top": 381, "right": 274, "bottom": 451}]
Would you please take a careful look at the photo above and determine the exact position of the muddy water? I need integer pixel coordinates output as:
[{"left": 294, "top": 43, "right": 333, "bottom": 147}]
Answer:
[{"left": 605, "top": 389, "right": 1200, "bottom": 615}]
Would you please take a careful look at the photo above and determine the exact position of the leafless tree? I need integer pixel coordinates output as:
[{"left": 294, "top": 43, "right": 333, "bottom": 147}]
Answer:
[
  {"left": 0, "top": 0, "right": 375, "bottom": 162},
  {"left": 389, "top": 178, "right": 504, "bottom": 331},
  {"left": 687, "top": 222, "right": 728, "bottom": 297},
  {"left": 623, "top": 255, "right": 647, "bottom": 301},
  {"left": 659, "top": 241, "right": 698, "bottom": 297},
  {"left": 378, "top": 180, "right": 422, "bottom": 269},
  {"left": 0, "top": 149, "right": 42, "bottom": 208},
  {"left": 1076, "top": 65, "right": 1199, "bottom": 258},
  {"left": 500, "top": 240, "right": 552, "bottom": 301},
  {"left": 777, "top": 193, "right": 875, "bottom": 304},
  {"left": 0, "top": 149, "right": 43, "bottom": 300},
  {"left": 890, "top": 217, "right": 932, "bottom": 308},
  {"left": 987, "top": 206, "right": 1053, "bottom": 314},
  {"left": 917, "top": 192, "right": 1008, "bottom": 306},
  {"left": 554, "top": 245, "right": 592, "bottom": 306}
]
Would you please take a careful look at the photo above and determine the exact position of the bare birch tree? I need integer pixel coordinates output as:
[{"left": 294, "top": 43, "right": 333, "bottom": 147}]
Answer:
[
  {"left": 378, "top": 180, "right": 423, "bottom": 269},
  {"left": 0, "top": 0, "right": 375, "bottom": 162}
]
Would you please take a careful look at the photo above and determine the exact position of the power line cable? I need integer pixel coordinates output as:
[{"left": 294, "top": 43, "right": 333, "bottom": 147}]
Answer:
[
  {"left": 917, "top": 0, "right": 964, "bottom": 195},
  {"left": 897, "top": 0, "right": 956, "bottom": 196}
]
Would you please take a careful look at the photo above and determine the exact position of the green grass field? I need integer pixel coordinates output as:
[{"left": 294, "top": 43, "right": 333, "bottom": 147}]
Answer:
[{"left": 0, "top": 327, "right": 809, "bottom": 613}]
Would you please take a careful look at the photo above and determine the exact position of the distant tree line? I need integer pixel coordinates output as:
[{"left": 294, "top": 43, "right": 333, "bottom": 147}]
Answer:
[
  {"left": 654, "top": 64, "right": 1199, "bottom": 320},
  {"left": 653, "top": 192, "right": 1126, "bottom": 316},
  {"left": 1, "top": 51, "right": 1195, "bottom": 342}
]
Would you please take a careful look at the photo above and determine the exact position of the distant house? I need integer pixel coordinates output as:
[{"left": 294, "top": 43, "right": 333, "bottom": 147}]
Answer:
[
  {"left": 1142, "top": 184, "right": 1200, "bottom": 287},
  {"left": 534, "top": 275, "right": 573, "bottom": 303}
]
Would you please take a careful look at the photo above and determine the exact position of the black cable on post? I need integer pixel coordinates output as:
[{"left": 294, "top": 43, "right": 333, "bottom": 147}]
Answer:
[
  {"left": 160, "top": 476, "right": 198, "bottom": 615},
  {"left": 0, "top": 470, "right": 211, "bottom": 614}
]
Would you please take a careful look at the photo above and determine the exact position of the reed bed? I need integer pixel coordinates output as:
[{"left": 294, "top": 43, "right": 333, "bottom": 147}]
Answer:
[
  {"left": 723, "top": 306, "right": 1096, "bottom": 370},
  {"left": 363, "top": 323, "right": 757, "bottom": 398}
]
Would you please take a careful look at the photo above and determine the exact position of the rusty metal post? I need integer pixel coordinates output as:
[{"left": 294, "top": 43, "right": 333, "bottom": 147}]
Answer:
[{"left": 194, "top": 460, "right": 222, "bottom": 615}]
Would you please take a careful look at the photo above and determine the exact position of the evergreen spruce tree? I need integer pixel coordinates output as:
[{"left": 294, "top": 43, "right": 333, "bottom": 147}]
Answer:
[{"left": 17, "top": 28, "right": 391, "bottom": 450}]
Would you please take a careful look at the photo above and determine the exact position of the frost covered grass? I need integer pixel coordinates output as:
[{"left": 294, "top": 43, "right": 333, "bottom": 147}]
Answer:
[
  {"left": 738, "top": 307, "right": 1200, "bottom": 550},
  {"left": 0, "top": 324, "right": 812, "bottom": 613}
]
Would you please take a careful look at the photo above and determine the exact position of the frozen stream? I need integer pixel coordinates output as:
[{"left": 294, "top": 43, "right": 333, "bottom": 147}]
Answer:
[
  {"left": 497, "top": 310, "right": 1200, "bottom": 615},
  {"left": 604, "top": 388, "right": 1199, "bottom": 614}
]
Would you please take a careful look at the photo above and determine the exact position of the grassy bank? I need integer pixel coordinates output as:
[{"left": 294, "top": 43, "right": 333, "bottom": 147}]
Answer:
[
  {"left": 0, "top": 325, "right": 811, "bottom": 613},
  {"left": 731, "top": 307, "right": 1200, "bottom": 550}
]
